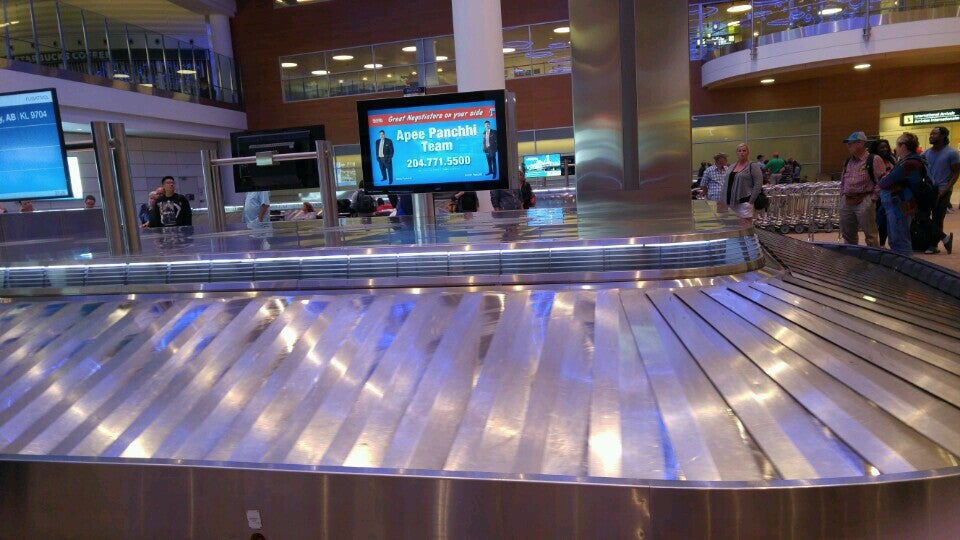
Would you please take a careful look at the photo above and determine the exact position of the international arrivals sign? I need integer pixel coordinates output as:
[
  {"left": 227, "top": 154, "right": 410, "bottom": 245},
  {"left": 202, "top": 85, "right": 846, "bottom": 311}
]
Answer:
[{"left": 900, "top": 108, "right": 960, "bottom": 126}]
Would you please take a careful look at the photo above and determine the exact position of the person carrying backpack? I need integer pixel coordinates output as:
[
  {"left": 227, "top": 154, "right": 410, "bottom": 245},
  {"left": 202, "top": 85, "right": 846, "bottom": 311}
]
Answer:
[
  {"left": 876, "top": 132, "right": 930, "bottom": 256},
  {"left": 839, "top": 131, "right": 885, "bottom": 247}
]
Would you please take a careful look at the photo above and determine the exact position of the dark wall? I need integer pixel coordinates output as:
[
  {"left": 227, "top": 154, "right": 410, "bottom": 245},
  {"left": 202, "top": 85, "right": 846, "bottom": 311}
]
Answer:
[
  {"left": 231, "top": 0, "right": 570, "bottom": 145},
  {"left": 689, "top": 62, "right": 960, "bottom": 172}
]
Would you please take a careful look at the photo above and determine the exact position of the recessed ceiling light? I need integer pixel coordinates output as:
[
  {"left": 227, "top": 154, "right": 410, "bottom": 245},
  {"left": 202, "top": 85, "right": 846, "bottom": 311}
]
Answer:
[
  {"left": 854, "top": 63, "right": 871, "bottom": 70},
  {"left": 502, "top": 47, "right": 516, "bottom": 54},
  {"left": 332, "top": 54, "right": 354, "bottom": 61},
  {"left": 411, "top": 71, "right": 417, "bottom": 75},
  {"left": 553, "top": 26, "right": 570, "bottom": 34},
  {"left": 402, "top": 46, "right": 417, "bottom": 52},
  {"left": 280, "top": 62, "right": 297, "bottom": 68},
  {"left": 760, "top": 78, "right": 775, "bottom": 84},
  {"left": 113, "top": 73, "right": 130, "bottom": 79},
  {"left": 176, "top": 68, "right": 196, "bottom": 75},
  {"left": 311, "top": 69, "right": 328, "bottom": 75},
  {"left": 386, "top": 74, "right": 392, "bottom": 78},
  {"left": 727, "top": 4, "right": 752, "bottom": 13},
  {"left": 437, "top": 67, "right": 444, "bottom": 72},
  {"left": 362, "top": 76, "right": 368, "bottom": 81},
  {"left": 140, "top": 83, "right": 153, "bottom": 87},
  {"left": 0, "top": 20, "right": 20, "bottom": 28},
  {"left": 338, "top": 79, "right": 344, "bottom": 83},
  {"left": 819, "top": 7, "right": 842, "bottom": 15},
  {"left": 727, "top": 21, "right": 740, "bottom": 27},
  {"left": 435, "top": 55, "right": 448, "bottom": 61},
  {"left": 363, "top": 63, "right": 383, "bottom": 69}
]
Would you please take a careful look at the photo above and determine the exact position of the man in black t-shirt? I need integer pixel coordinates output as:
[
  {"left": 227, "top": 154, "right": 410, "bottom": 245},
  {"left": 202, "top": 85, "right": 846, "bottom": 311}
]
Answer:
[{"left": 148, "top": 176, "right": 192, "bottom": 227}]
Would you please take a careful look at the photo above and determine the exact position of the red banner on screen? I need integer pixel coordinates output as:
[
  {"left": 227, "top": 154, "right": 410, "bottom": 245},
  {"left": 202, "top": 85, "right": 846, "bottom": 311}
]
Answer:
[{"left": 368, "top": 105, "right": 496, "bottom": 127}]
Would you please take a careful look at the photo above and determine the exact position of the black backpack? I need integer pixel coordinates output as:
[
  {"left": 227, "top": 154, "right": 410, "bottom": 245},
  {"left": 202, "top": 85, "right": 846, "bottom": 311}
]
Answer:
[
  {"left": 355, "top": 191, "right": 376, "bottom": 214},
  {"left": 901, "top": 155, "right": 937, "bottom": 210}
]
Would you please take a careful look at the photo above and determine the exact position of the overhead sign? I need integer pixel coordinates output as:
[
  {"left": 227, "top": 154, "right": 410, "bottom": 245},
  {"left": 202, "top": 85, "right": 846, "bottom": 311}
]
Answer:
[{"left": 900, "top": 108, "right": 960, "bottom": 127}]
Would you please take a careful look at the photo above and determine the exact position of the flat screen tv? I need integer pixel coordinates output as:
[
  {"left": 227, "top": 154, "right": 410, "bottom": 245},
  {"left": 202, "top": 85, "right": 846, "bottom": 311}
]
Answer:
[
  {"left": 0, "top": 88, "right": 72, "bottom": 201},
  {"left": 523, "top": 153, "right": 562, "bottom": 178},
  {"left": 230, "top": 125, "right": 325, "bottom": 193},
  {"left": 356, "top": 89, "right": 509, "bottom": 193}
]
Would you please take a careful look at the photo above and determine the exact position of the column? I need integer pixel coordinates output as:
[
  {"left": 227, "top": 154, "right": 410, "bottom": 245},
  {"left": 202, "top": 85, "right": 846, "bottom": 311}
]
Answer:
[
  {"left": 206, "top": 13, "right": 234, "bottom": 101},
  {"left": 451, "top": 0, "right": 505, "bottom": 92},
  {"left": 571, "top": 0, "right": 692, "bottom": 217}
]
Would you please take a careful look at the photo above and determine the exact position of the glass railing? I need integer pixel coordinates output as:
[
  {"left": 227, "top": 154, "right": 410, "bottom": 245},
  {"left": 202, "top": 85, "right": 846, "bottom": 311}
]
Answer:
[
  {"left": 1, "top": 0, "right": 241, "bottom": 105},
  {"left": 690, "top": 0, "right": 960, "bottom": 61},
  {"left": 279, "top": 20, "right": 571, "bottom": 103}
]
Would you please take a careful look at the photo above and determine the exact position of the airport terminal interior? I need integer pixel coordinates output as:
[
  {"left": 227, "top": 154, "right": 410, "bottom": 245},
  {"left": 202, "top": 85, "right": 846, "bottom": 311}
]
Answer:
[{"left": 1, "top": 0, "right": 960, "bottom": 538}]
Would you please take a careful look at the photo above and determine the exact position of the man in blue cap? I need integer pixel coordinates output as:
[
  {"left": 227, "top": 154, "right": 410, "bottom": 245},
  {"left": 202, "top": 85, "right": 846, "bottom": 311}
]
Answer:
[{"left": 838, "top": 131, "right": 884, "bottom": 247}]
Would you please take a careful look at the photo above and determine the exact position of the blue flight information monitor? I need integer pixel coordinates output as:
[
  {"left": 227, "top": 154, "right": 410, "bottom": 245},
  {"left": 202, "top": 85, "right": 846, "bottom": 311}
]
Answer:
[
  {"left": 358, "top": 90, "right": 509, "bottom": 194},
  {"left": 523, "top": 153, "right": 562, "bottom": 178},
  {"left": 0, "top": 88, "right": 72, "bottom": 201}
]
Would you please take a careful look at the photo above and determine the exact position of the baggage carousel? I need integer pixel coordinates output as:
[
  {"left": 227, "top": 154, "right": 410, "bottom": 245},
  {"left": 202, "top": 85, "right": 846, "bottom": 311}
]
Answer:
[{"left": 0, "top": 204, "right": 958, "bottom": 538}]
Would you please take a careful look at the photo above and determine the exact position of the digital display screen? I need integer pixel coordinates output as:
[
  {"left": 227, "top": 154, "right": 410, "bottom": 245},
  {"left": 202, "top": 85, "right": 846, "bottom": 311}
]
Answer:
[
  {"left": 0, "top": 88, "right": 72, "bottom": 201},
  {"left": 357, "top": 90, "right": 509, "bottom": 194},
  {"left": 523, "top": 153, "right": 562, "bottom": 177},
  {"left": 230, "top": 125, "right": 324, "bottom": 193}
]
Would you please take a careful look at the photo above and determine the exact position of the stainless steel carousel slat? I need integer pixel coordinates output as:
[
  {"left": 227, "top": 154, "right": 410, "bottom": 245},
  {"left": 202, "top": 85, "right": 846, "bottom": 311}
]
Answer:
[
  {"left": 704, "top": 287, "right": 959, "bottom": 471},
  {"left": 0, "top": 300, "right": 176, "bottom": 449},
  {"left": 214, "top": 295, "right": 375, "bottom": 463},
  {"left": 783, "top": 273, "right": 960, "bottom": 336},
  {"left": 750, "top": 280, "right": 960, "bottom": 377},
  {"left": 765, "top": 278, "right": 960, "bottom": 354},
  {"left": 620, "top": 290, "right": 764, "bottom": 481},
  {"left": 664, "top": 288, "right": 864, "bottom": 479}
]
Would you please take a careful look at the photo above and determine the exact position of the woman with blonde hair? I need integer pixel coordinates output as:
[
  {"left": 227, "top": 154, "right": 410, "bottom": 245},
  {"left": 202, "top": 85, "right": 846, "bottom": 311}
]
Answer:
[{"left": 724, "top": 142, "right": 763, "bottom": 226}]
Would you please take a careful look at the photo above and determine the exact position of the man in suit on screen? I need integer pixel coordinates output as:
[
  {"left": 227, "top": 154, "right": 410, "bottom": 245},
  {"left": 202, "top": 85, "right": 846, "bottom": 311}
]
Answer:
[
  {"left": 375, "top": 130, "right": 395, "bottom": 184},
  {"left": 482, "top": 121, "right": 498, "bottom": 177}
]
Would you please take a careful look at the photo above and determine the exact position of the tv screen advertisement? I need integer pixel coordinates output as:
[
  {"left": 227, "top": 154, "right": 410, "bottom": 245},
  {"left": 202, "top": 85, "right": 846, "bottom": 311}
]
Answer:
[
  {"left": 523, "top": 153, "right": 562, "bottom": 178},
  {"left": 357, "top": 90, "right": 510, "bottom": 193},
  {"left": 0, "top": 88, "right": 72, "bottom": 201}
]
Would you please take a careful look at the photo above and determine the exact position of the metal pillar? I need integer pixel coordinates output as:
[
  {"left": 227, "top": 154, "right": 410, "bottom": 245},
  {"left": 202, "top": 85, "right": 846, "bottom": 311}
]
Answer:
[
  {"left": 55, "top": 0, "right": 68, "bottom": 70},
  {"left": 91, "top": 122, "right": 125, "bottom": 256},
  {"left": 79, "top": 9, "right": 92, "bottom": 75},
  {"left": 200, "top": 149, "right": 227, "bottom": 233},
  {"left": 315, "top": 140, "right": 340, "bottom": 230},
  {"left": 27, "top": 0, "right": 41, "bottom": 65},
  {"left": 109, "top": 123, "right": 142, "bottom": 255}
]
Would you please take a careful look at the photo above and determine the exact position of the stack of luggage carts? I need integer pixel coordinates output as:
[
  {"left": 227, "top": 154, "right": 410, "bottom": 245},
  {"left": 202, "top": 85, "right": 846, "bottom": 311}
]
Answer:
[{"left": 754, "top": 181, "right": 841, "bottom": 238}]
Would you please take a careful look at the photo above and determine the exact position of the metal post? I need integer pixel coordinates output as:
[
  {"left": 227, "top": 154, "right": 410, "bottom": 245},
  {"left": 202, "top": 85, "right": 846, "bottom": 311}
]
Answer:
[
  {"left": 123, "top": 24, "right": 134, "bottom": 81},
  {"left": 863, "top": 0, "right": 872, "bottom": 40},
  {"left": 200, "top": 149, "right": 227, "bottom": 233},
  {"left": 108, "top": 123, "right": 142, "bottom": 255},
  {"left": 91, "top": 121, "right": 125, "bottom": 256},
  {"left": 143, "top": 31, "right": 152, "bottom": 86},
  {"left": 103, "top": 17, "right": 113, "bottom": 78},
  {"left": 79, "top": 9, "right": 92, "bottom": 75},
  {"left": 505, "top": 91, "right": 519, "bottom": 190},
  {"left": 55, "top": 0, "right": 68, "bottom": 70},
  {"left": 176, "top": 40, "right": 185, "bottom": 93},
  {"left": 412, "top": 193, "right": 436, "bottom": 231},
  {"left": 3, "top": 0, "right": 13, "bottom": 60},
  {"left": 750, "top": 0, "right": 758, "bottom": 60},
  {"left": 159, "top": 36, "right": 169, "bottom": 90},
  {"left": 190, "top": 45, "right": 198, "bottom": 97},
  {"left": 316, "top": 140, "right": 340, "bottom": 230},
  {"left": 27, "top": 0, "right": 41, "bottom": 64}
]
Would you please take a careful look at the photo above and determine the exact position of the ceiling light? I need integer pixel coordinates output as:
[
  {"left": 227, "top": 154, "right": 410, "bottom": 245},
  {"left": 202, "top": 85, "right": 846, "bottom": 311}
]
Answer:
[
  {"left": 362, "top": 76, "right": 368, "bottom": 81},
  {"left": 402, "top": 46, "right": 417, "bottom": 52},
  {"left": 435, "top": 55, "right": 448, "bottom": 61},
  {"left": 0, "top": 20, "right": 20, "bottom": 28},
  {"left": 363, "top": 63, "right": 383, "bottom": 69},
  {"left": 760, "top": 78, "right": 775, "bottom": 84},
  {"left": 553, "top": 26, "right": 570, "bottom": 34},
  {"left": 727, "top": 21, "right": 740, "bottom": 27},
  {"left": 819, "top": 7, "right": 842, "bottom": 15},
  {"left": 386, "top": 74, "right": 392, "bottom": 78},
  {"left": 332, "top": 54, "right": 354, "bottom": 61},
  {"left": 502, "top": 47, "right": 516, "bottom": 54},
  {"left": 338, "top": 79, "right": 344, "bottom": 83},
  {"left": 113, "top": 73, "right": 130, "bottom": 79},
  {"left": 437, "top": 67, "right": 444, "bottom": 72},
  {"left": 311, "top": 69, "right": 328, "bottom": 75},
  {"left": 176, "top": 69, "right": 196, "bottom": 75},
  {"left": 727, "top": 4, "right": 752, "bottom": 13},
  {"left": 854, "top": 63, "right": 871, "bottom": 70},
  {"left": 139, "top": 83, "right": 153, "bottom": 87},
  {"left": 280, "top": 62, "right": 297, "bottom": 68},
  {"left": 411, "top": 71, "right": 417, "bottom": 75}
]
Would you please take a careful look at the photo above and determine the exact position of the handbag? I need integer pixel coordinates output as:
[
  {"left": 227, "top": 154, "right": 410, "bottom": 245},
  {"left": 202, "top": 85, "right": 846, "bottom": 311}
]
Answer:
[
  {"left": 529, "top": 192, "right": 537, "bottom": 208},
  {"left": 754, "top": 190, "right": 769, "bottom": 211}
]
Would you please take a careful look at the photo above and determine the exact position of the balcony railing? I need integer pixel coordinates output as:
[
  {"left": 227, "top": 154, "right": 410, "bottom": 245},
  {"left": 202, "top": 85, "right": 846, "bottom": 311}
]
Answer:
[
  {"left": 1, "top": 0, "right": 241, "bottom": 105},
  {"left": 690, "top": 0, "right": 960, "bottom": 61}
]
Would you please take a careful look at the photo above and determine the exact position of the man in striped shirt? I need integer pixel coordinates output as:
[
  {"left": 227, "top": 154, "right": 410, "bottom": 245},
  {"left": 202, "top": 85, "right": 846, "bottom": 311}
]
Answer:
[{"left": 699, "top": 152, "right": 729, "bottom": 202}]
